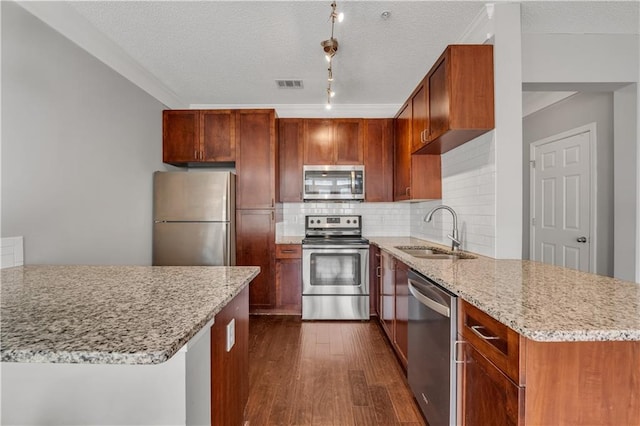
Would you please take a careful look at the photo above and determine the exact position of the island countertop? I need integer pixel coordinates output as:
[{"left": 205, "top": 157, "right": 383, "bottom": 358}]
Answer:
[
  {"left": 1, "top": 265, "right": 260, "bottom": 364},
  {"left": 369, "top": 237, "right": 640, "bottom": 342}
]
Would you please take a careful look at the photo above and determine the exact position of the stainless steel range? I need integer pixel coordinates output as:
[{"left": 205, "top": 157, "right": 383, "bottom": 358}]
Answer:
[{"left": 301, "top": 215, "right": 369, "bottom": 320}]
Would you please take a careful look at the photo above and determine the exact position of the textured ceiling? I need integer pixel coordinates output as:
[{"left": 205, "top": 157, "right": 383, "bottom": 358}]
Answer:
[{"left": 61, "top": 1, "right": 639, "bottom": 108}]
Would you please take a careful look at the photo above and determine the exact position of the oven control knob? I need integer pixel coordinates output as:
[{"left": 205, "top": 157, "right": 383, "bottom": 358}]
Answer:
[
  {"left": 347, "top": 220, "right": 351, "bottom": 224},
  {"left": 354, "top": 219, "right": 358, "bottom": 224}
]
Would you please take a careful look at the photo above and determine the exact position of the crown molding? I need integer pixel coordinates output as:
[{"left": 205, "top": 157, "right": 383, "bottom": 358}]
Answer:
[
  {"left": 17, "top": 2, "right": 186, "bottom": 108},
  {"left": 458, "top": 3, "right": 495, "bottom": 44},
  {"left": 189, "top": 104, "right": 402, "bottom": 118}
]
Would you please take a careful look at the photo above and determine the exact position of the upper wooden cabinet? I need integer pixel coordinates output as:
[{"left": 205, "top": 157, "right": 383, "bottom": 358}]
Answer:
[
  {"left": 363, "top": 119, "right": 393, "bottom": 202},
  {"left": 163, "top": 110, "right": 236, "bottom": 165},
  {"left": 279, "top": 118, "right": 389, "bottom": 202},
  {"left": 410, "top": 81, "right": 428, "bottom": 153},
  {"left": 278, "top": 119, "right": 304, "bottom": 202},
  {"left": 415, "top": 44, "right": 494, "bottom": 154},
  {"left": 304, "top": 119, "right": 363, "bottom": 165},
  {"left": 235, "top": 109, "right": 277, "bottom": 209},
  {"left": 394, "top": 103, "right": 442, "bottom": 201}
]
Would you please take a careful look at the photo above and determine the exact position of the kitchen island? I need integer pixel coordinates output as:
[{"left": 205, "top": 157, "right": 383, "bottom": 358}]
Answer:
[
  {"left": 1, "top": 265, "right": 259, "bottom": 425},
  {"left": 369, "top": 237, "right": 640, "bottom": 425}
]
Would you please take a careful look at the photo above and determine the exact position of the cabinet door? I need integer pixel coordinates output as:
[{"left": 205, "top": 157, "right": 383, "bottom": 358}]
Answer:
[
  {"left": 369, "top": 245, "right": 381, "bottom": 316},
  {"left": 411, "top": 154, "right": 442, "bottom": 200},
  {"left": 380, "top": 250, "right": 395, "bottom": 340},
  {"left": 460, "top": 340, "right": 524, "bottom": 426},
  {"left": 364, "top": 119, "right": 393, "bottom": 202},
  {"left": 304, "top": 119, "right": 334, "bottom": 165},
  {"left": 163, "top": 110, "right": 199, "bottom": 164},
  {"left": 394, "top": 260, "right": 409, "bottom": 368},
  {"left": 211, "top": 286, "right": 249, "bottom": 426},
  {"left": 393, "top": 102, "right": 412, "bottom": 201},
  {"left": 275, "top": 258, "right": 301, "bottom": 314},
  {"left": 278, "top": 119, "right": 304, "bottom": 202},
  {"left": 334, "top": 119, "right": 363, "bottom": 164},
  {"left": 411, "top": 81, "right": 428, "bottom": 153},
  {"left": 201, "top": 110, "right": 235, "bottom": 162},
  {"left": 427, "top": 57, "right": 449, "bottom": 142},
  {"left": 236, "top": 110, "right": 276, "bottom": 209},
  {"left": 236, "top": 209, "right": 275, "bottom": 311}
]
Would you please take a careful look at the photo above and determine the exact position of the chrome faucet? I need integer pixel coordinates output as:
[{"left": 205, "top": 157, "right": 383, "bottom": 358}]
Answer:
[{"left": 424, "top": 205, "right": 461, "bottom": 251}]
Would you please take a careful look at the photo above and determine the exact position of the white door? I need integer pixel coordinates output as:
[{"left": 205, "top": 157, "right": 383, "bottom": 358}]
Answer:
[{"left": 530, "top": 125, "right": 594, "bottom": 272}]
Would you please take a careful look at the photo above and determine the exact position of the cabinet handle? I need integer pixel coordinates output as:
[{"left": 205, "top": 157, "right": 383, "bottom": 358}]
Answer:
[
  {"left": 376, "top": 266, "right": 381, "bottom": 278},
  {"left": 454, "top": 340, "right": 466, "bottom": 364},
  {"left": 272, "top": 198, "right": 275, "bottom": 208},
  {"left": 405, "top": 187, "right": 410, "bottom": 196},
  {"left": 470, "top": 325, "right": 500, "bottom": 341},
  {"left": 195, "top": 150, "right": 198, "bottom": 160},
  {"left": 281, "top": 249, "right": 296, "bottom": 253}
]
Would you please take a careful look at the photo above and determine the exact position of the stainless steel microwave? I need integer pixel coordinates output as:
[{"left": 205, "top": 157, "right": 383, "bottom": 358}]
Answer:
[{"left": 303, "top": 165, "right": 365, "bottom": 201}]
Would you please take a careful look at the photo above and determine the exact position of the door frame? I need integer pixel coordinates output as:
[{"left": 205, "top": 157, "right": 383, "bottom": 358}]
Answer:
[{"left": 529, "top": 122, "right": 598, "bottom": 273}]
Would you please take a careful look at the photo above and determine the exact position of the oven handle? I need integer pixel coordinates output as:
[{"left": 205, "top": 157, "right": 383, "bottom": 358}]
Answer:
[{"left": 408, "top": 280, "right": 450, "bottom": 318}]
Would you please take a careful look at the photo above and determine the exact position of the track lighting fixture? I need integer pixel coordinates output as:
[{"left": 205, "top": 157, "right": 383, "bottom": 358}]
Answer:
[{"left": 321, "top": 2, "right": 342, "bottom": 109}]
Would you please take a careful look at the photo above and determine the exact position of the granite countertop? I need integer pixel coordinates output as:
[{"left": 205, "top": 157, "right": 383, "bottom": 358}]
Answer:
[
  {"left": 1, "top": 265, "right": 260, "bottom": 364},
  {"left": 369, "top": 237, "right": 640, "bottom": 342},
  {"left": 276, "top": 236, "right": 303, "bottom": 244}
]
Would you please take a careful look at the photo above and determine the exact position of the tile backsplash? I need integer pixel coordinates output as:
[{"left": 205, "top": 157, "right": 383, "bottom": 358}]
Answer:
[{"left": 279, "top": 133, "right": 496, "bottom": 258}]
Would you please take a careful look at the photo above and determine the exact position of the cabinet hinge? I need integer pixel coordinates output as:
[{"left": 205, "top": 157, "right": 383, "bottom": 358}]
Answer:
[
  {"left": 530, "top": 160, "right": 536, "bottom": 169},
  {"left": 531, "top": 217, "right": 536, "bottom": 226}
]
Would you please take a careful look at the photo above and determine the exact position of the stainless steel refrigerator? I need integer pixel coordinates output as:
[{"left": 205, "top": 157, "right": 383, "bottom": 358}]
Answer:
[{"left": 152, "top": 171, "right": 235, "bottom": 266}]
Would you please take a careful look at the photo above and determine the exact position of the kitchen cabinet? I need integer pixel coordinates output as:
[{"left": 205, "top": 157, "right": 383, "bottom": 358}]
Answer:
[
  {"left": 278, "top": 119, "right": 304, "bottom": 202},
  {"left": 211, "top": 286, "right": 249, "bottom": 425},
  {"left": 274, "top": 244, "right": 302, "bottom": 314},
  {"left": 379, "top": 250, "right": 395, "bottom": 340},
  {"left": 303, "top": 119, "right": 363, "bottom": 165},
  {"left": 394, "top": 102, "right": 442, "bottom": 201},
  {"left": 410, "top": 80, "right": 428, "bottom": 153},
  {"left": 235, "top": 109, "right": 277, "bottom": 209},
  {"left": 163, "top": 110, "right": 235, "bottom": 165},
  {"left": 415, "top": 44, "right": 494, "bottom": 155},
  {"left": 369, "top": 245, "right": 381, "bottom": 316},
  {"left": 236, "top": 209, "right": 275, "bottom": 312},
  {"left": 458, "top": 299, "right": 640, "bottom": 425},
  {"left": 458, "top": 300, "right": 524, "bottom": 426},
  {"left": 393, "top": 260, "right": 409, "bottom": 368},
  {"left": 363, "top": 119, "right": 394, "bottom": 202}
]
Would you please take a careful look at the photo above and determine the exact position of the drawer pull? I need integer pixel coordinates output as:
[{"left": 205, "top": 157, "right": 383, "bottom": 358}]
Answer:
[{"left": 470, "top": 325, "right": 499, "bottom": 341}]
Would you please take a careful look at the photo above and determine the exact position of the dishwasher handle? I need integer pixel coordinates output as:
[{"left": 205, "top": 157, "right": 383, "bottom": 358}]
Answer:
[{"left": 408, "top": 279, "right": 451, "bottom": 318}]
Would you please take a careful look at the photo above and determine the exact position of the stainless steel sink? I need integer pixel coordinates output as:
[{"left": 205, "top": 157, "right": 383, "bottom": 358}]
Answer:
[{"left": 394, "top": 246, "right": 476, "bottom": 260}]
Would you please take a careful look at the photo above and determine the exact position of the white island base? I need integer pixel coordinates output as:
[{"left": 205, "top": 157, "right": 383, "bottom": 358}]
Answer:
[{"left": 1, "top": 319, "right": 213, "bottom": 426}]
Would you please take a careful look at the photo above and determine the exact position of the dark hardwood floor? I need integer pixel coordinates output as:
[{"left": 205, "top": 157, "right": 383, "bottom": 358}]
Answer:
[{"left": 246, "top": 315, "right": 426, "bottom": 426}]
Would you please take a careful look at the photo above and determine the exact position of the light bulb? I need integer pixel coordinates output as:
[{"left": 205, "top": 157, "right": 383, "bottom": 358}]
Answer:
[
  {"left": 325, "top": 55, "right": 332, "bottom": 62},
  {"left": 330, "top": 91, "right": 335, "bottom": 98},
  {"left": 337, "top": 12, "right": 344, "bottom": 22},
  {"left": 325, "top": 103, "right": 332, "bottom": 110}
]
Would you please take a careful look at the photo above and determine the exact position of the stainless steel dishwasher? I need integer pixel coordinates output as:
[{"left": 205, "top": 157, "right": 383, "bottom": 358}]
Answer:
[{"left": 407, "top": 269, "right": 458, "bottom": 426}]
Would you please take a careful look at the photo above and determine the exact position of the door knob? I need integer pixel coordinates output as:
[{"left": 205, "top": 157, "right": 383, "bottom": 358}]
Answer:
[{"left": 577, "top": 237, "right": 587, "bottom": 243}]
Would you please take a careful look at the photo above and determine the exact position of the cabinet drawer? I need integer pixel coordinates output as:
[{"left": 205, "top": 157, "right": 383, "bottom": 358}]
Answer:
[
  {"left": 275, "top": 244, "right": 302, "bottom": 259},
  {"left": 459, "top": 300, "right": 523, "bottom": 385}
]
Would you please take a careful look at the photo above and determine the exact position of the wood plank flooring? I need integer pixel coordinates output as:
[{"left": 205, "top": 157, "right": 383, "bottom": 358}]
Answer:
[{"left": 246, "top": 316, "right": 426, "bottom": 426}]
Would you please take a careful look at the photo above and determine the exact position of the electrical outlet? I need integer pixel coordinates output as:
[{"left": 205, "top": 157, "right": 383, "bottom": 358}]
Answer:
[{"left": 226, "top": 318, "right": 235, "bottom": 352}]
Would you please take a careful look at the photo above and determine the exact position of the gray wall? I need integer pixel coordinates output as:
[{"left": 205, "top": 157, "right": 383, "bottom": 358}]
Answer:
[
  {"left": 522, "top": 92, "right": 614, "bottom": 276},
  {"left": 1, "top": 2, "right": 171, "bottom": 265}
]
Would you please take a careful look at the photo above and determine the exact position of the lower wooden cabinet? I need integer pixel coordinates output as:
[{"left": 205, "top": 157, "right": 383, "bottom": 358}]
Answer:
[
  {"left": 459, "top": 338, "right": 523, "bottom": 426},
  {"left": 210, "top": 286, "right": 249, "bottom": 425},
  {"left": 457, "top": 299, "right": 640, "bottom": 425},
  {"left": 379, "top": 250, "right": 395, "bottom": 340},
  {"left": 393, "top": 260, "right": 409, "bottom": 368},
  {"left": 274, "top": 244, "right": 302, "bottom": 314},
  {"left": 236, "top": 209, "right": 275, "bottom": 312},
  {"left": 369, "top": 245, "right": 381, "bottom": 316}
]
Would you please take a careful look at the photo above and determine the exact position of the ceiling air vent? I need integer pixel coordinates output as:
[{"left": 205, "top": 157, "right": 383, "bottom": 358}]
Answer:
[{"left": 276, "top": 79, "right": 304, "bottom": 89}]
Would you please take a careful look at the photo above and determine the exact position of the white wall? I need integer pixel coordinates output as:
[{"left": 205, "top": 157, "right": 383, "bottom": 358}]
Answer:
[
  {"left": 1, "top": 2, "right": 172, "bottom": 265},
  {"left": 614, "top": 84, "right": 638, "bottom": 281},
  {"left": 411, "top": 133, "right": 496, "bottom": 256}
]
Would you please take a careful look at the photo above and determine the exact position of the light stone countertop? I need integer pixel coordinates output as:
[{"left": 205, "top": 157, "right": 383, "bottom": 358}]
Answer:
[
  {"left": 369, "top": 237, "right": 640, "bottom": 342},
  {"left": 1, "top": 265, "right": 260, "bottom": 364},
  {"left": 276, "top": 236, "right": 303, "bottom": 244}
]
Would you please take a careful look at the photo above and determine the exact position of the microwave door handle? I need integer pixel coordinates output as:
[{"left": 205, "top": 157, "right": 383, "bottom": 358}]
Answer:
[{"left": 351, "top": 171, "right": 356, "bottom": 194}]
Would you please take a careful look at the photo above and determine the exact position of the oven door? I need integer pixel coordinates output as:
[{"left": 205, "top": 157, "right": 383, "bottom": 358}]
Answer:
[{"left": 302, "top": 246, "right": 369, "bottom": 295}]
